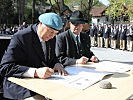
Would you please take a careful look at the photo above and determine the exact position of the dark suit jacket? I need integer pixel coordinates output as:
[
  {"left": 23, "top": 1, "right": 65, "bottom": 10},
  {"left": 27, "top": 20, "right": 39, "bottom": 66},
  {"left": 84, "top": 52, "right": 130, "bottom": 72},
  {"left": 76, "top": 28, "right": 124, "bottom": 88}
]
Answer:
[
  {"left": 111, "top": 28, "right": 119, "bottom": 40},
  {"left": 103, "top": 27, "right": 111, "bottom": 38},
  {"left": 98, "top": 27, "right": 104, "bottom": 37},
  {"left": 56, "top": 30, "right": 94, "bottom": 66},
  {"left": 120, "top": 29, "right": 127, "bottom": 40},
  {"left": 0, "top": 24, "right": 59, "bottom": 99}
]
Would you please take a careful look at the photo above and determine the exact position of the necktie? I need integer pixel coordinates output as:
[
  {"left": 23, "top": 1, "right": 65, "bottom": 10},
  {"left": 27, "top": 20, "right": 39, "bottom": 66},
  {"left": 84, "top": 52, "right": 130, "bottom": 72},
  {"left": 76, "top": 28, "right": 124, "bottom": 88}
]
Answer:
[
  {"left": 41, "top": 41, "right": 47, "bottom": 61},
  {"left": 76, "top": 35, "right": 80, "bottom": 54}
]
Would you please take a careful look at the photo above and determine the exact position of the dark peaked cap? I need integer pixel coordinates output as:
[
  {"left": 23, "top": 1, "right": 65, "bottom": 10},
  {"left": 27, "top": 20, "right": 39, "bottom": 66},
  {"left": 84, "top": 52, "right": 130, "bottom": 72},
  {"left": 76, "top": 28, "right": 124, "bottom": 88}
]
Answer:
[
  {"left": 69, "top": 10, "right": 87, "bottom": 24},
  {"left": 61, "top": 5, "right": 71, "bottom": 13}
]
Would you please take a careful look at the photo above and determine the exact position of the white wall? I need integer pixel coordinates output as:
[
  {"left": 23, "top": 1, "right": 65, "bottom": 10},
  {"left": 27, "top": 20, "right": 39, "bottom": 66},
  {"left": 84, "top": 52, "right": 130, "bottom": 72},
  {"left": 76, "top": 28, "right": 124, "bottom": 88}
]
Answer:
[{"left": 92, "top": 16, "right": 106, "bottom": 25}]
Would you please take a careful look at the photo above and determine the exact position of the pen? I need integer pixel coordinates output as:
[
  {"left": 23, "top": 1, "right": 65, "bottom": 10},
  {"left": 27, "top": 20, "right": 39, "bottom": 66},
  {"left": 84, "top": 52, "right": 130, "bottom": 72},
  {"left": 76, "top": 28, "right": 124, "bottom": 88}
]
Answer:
[
  {"left": 42, "top": 61, "right": 47, "bottom": 67},
  {"left": 42, "top": 61, "right": 54, "bottom": 74}
]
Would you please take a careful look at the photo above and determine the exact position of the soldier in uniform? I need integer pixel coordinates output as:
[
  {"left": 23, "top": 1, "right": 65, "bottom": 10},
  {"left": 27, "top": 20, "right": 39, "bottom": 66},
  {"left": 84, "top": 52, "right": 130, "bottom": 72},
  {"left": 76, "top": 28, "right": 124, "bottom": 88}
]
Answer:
[
  {"left": 127, "top": 25, "right": 133, "bottom": 51},
  {"left": 97, "top": 24, "right": 104, "bottom": 47},
  {"left": 120, "top": 25, "right": 127, "bottom": 50},
  {"left": 111, "top": 25, "right": 119, "bottom": 49},
  {"left": 103, "top": 24, "right": 111, "bottom": 48}
]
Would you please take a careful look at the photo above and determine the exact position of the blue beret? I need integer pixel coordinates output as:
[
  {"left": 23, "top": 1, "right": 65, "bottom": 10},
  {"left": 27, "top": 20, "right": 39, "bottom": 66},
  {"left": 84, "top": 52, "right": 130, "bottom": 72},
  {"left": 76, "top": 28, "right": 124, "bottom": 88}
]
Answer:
[{"left": 39, "top": 13, "right": 63, "bottom": 31}]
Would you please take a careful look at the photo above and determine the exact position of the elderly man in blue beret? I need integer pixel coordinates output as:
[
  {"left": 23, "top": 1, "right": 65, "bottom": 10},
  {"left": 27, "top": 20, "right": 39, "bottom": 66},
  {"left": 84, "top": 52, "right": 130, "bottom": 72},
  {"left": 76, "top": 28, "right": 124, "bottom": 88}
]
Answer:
[{"left": 0, "top": 13, "right": 68, "bottom": 100}]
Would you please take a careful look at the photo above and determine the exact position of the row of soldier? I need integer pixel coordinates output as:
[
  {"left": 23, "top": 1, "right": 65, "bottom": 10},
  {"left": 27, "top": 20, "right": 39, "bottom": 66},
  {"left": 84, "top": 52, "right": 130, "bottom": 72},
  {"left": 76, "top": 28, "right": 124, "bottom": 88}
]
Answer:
[
  {"left": 1, "top": 20, "right": 133, "bottom": 53},
  {"left": 88, "top": 24, "right": 133, "bottom": 52}
]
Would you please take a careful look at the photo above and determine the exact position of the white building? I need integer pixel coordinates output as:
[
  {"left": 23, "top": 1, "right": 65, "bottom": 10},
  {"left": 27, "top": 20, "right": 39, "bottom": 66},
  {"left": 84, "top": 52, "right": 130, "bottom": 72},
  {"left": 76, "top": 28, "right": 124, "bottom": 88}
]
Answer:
[
  {"left": 90, "top": 7, "right": 133, "bottom": 25},
  {"left": 90, "top": 7, "right": 108, "bottom": 25}
]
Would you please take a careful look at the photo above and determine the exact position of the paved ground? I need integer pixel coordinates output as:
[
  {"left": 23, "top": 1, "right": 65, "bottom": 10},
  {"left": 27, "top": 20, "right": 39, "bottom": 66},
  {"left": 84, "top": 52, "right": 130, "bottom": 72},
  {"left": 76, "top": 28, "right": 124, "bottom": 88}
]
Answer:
[{"left": 91, "top": 47, "right": 133, "bottom": 65}]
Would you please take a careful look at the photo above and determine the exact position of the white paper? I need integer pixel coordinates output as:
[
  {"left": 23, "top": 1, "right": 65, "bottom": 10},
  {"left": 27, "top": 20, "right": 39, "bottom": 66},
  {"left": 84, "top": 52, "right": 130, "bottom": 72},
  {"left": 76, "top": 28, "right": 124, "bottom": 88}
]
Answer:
[
  {"left": 48, "top": 67, "right": 112, "bottom": 90},
  {"left": 84, "top": 61, "right": 132, "bottom": 73}
]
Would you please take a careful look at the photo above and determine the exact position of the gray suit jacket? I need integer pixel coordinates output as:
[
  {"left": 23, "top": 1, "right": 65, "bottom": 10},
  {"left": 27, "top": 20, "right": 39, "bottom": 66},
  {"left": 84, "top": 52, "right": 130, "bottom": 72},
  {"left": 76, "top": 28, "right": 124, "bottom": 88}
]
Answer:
[{"left": 56, "top": 30, "right": 94, "bottom": 66}]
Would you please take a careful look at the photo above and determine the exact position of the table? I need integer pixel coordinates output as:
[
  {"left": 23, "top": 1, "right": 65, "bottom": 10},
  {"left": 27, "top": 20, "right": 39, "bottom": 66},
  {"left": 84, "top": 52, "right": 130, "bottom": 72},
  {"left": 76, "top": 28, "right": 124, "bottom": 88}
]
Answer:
[
  {"left": 8, "top": 61, "right": 133, "bottom": 100},
  {"left": 0, "top": 35, "right": 12, "bottom": 39}
]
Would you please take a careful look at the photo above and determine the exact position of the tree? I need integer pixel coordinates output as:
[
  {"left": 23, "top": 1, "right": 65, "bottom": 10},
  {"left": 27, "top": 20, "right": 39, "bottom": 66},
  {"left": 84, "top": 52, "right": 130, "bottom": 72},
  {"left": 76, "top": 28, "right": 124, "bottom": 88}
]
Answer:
[
  {"left": 105, "top": 0, "right": 133, "bottom": 23},
  {"left": 32, "top": 0, "right": 36, "bottom": 24},
  {"left": 0, "top": 0, "right": 15, "bottom": 24},
  {"left": 47, "top": 0, "right": 65, "bottom": 15},
  {"left": 63, "top": 0, "right": 104, "bottom": 23},
  {"left": 0, "top": 0, "right": 105, "bottom": 25},
  {"left": 17, "top": 0, "right": 26, "bottom": 25}
]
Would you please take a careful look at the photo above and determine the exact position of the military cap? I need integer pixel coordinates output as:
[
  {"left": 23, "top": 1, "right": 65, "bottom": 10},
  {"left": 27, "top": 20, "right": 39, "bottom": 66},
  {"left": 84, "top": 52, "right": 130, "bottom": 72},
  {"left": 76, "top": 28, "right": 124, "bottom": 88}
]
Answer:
[{"left": 39, "top": 13, "right": 63, "bottom": 31}]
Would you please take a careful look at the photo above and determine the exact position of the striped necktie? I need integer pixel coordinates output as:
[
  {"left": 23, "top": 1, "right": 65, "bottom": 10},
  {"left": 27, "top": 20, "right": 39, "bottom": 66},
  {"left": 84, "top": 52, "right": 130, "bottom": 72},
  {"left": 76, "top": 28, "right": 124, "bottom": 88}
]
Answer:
[
  {"left": 41, "top": 41, "right": 47, "bottom": 61},
  {"left": 76, "top": 35, "right": 80, "bottom": 54}
]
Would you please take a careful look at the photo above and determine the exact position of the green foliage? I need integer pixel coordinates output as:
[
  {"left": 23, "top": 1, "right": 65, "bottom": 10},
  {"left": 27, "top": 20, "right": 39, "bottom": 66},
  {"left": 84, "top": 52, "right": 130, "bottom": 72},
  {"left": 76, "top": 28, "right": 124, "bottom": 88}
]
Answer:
[
  {"left": 0, "top": 0, "right": 108, "bottom": 25},
  {"left": 93, "top": 0, "right": 105, "bottom": 7},
  {"left": 24, "top": 0, "right": 33, "bottom": 23},
  {"left": 63, "top": 0, "right": 105, "bottom": 23},
  {"left": 0, "top": 0, "right": 15, "bottom": 24},
  {"left": 63, "top": 0, "right": 105, "bottom": 10},
  {"left": 105, "top": 0, "right": 133, "bottom": 20}
]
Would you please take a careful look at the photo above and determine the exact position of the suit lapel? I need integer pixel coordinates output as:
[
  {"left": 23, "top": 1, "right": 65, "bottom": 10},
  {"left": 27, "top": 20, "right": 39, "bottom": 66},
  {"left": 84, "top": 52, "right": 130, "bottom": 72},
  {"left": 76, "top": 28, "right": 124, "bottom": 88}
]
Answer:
[
  {"left": 68, "top": 30, "right": 77, "bottom": 48},
  {"left": 46, "top": 38, "right": 55, "bottom": 65},
  {"left": 80, "top": 33, "right": 84, "bottom": 43},
  {"left": 68, "top": 30, "right": 79, "bottom": 57},
  {"left": 31, "top": 25, "right": 46, "bottom": 64}
]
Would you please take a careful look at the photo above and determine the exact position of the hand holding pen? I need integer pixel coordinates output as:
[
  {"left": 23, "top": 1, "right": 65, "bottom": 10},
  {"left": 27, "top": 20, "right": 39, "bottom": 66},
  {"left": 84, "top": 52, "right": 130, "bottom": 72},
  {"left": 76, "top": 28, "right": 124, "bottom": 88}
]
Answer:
[
  {"left": 34, "top": 61, "right": 54, "bottom": 79},
  {"left": 34, "top": 62, "right": 68, "bottom": 78}
]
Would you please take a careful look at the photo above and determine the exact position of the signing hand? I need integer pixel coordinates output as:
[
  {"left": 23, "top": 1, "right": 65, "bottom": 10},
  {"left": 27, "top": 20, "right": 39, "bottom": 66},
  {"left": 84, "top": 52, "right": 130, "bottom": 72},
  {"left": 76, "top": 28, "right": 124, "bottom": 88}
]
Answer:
[
  {"left": 76, "top": 56, "right": 89, "bottom": 64},
  {"left": 53, "top": 63, "right": 68, "bottom": 76},
  {"left": 90, "top": 56, "right": 99, "bottom": 63},
  {"left": 34, "top": 67, "right": 54, "bottom": 79}
]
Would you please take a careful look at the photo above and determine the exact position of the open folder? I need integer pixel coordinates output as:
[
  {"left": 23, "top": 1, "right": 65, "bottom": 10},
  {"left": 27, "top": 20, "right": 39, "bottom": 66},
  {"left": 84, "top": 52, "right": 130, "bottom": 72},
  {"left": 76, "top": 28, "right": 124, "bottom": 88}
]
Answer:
[{"left": 48, "top": 66, "right": 112, "bottom": 90}]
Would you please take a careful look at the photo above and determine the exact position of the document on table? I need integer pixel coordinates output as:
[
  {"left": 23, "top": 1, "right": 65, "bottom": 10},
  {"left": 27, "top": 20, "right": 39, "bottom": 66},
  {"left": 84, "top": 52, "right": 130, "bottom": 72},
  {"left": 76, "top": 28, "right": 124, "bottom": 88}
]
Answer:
[
  {"left": 48, "top": 67, "right": 112, "bottom": 90},
  {"left": 87, "top": 61, "right": 132, "bottom": 73},
  {"left": 76, "top": 61, "right": 132, "bottom": 73}
]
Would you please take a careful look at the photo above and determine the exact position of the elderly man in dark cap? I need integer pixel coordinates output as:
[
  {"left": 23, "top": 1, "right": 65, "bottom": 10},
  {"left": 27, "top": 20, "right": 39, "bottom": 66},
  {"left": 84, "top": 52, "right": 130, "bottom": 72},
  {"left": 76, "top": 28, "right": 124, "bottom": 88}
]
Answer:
[
  {"left": 0, "top": 13, "right": 68, "bottom": 100},
  {"left": 56, "top": 10, "right": 99, "bottom": 66},
  {"left": 60, "top": 5, "right": 72, "bottom": 32}
]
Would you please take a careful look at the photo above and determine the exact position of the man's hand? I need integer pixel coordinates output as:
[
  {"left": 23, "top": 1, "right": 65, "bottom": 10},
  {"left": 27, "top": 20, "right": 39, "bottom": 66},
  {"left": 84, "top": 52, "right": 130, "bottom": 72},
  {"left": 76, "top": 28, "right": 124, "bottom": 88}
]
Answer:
[
  {"left": 53, "top": 63, "right": 68, "bottom": 76},
  {"left": 34, "top": 67, "right": 54, "bottom": 79},
  {"left": 76, "top": 56, "right": 89, "bottom": 64},
  {"left": 90, "top": 56, "right": 99, "bottom": 63}
]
